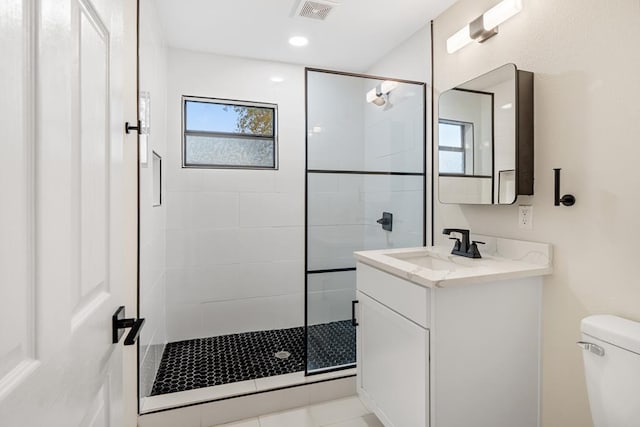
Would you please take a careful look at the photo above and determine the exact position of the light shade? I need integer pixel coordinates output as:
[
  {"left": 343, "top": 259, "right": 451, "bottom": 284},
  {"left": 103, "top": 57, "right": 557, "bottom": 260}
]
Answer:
[
  {"left": 483, "top": 0, "right": 523, "bottom": 31},
  {"left": 380, "top": 80, "right": 399, "bottom": 94},
  {"left": 446, "top": 25, "right": 473, "bottom": 54},
  {"left": 446, "top": 0, "right": 523, "bottom": 54}
]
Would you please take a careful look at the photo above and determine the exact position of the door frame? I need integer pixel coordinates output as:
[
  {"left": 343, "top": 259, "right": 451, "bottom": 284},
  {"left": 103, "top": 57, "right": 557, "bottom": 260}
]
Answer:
[{"left": 123, "top": 0, "right": 141, "bottom": 423}]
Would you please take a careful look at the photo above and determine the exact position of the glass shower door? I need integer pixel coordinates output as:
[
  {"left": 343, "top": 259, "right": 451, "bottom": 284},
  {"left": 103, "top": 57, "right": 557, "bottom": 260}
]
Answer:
[{"left": 305, "top": 69, "right": 426, "bottom": 374}]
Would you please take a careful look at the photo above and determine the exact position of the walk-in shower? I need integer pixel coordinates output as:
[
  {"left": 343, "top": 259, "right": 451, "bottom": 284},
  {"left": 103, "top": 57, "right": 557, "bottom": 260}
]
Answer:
[{"left": 136, "top": 3, "right": 425, "bottom": 407}]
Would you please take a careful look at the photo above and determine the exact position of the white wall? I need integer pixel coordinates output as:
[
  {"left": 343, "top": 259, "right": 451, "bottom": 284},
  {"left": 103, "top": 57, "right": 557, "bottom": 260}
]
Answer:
[
  {"left": 439, "top": 175, "right": 492, "bottom": 204},
  {"left": 164, "top": 49, "right": 305, "bottom": 341},
  {"left": 433, "top": 1, "right": 640, "bottom": 426},
  {"left": 138, "top": 0, "right": 168, "bottom": 399},
  {"left": 367, "top": 26, "right": 431, "bottom": 83},
  {"left": 307, "top": 71, "right": 365, "bottom": 172}
]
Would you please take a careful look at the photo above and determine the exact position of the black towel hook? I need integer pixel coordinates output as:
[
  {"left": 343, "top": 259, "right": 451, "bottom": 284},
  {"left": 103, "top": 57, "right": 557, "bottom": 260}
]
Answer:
[{"left": 553, "top": 168, "right": 575, "bottom": 207}]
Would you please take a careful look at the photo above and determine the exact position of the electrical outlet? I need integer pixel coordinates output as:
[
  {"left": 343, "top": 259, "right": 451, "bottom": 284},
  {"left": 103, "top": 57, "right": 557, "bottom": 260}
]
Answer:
[{"left": 518, "top": 205, "right": 533, "bottom": 230}]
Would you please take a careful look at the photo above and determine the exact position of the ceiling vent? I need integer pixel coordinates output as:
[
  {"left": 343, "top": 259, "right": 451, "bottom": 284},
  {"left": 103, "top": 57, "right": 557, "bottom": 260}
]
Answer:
[{"left": 294, "top": 0, "right": 340, "bottom": 21}]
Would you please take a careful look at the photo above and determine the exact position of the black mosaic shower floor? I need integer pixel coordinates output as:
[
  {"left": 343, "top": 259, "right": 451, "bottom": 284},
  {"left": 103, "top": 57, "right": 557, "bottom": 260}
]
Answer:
[
  {"left": 150, "top": 320, "right": 356, "bottom": 396},
  {"left": 307, "top": 320, "right": 356, "bottom": 371}
]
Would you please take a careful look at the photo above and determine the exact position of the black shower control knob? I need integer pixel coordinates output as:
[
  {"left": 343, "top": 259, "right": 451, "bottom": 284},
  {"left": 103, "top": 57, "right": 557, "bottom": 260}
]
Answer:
[{"left": 376, "top": 212, "right": 393, "bottom": 231}]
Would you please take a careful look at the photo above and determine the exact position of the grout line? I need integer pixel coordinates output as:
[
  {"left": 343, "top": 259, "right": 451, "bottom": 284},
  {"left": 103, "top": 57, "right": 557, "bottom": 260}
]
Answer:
[{"left": 320, "top": 415, "right": 367, "bottom": 427}]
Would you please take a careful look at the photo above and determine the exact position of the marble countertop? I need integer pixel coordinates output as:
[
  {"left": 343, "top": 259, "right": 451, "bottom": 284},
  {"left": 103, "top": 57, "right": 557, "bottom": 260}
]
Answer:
[{"left": 354, "top": 235, "right": 553, "bottom": 288}]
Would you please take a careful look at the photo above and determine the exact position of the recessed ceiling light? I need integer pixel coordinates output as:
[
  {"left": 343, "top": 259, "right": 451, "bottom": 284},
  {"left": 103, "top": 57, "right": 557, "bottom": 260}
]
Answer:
[
  {"left": 289, "top": 36, "right": 309, "bottom": 47},
  {"left": 270, "top": 76, "right": 285, "bottom": 83}
]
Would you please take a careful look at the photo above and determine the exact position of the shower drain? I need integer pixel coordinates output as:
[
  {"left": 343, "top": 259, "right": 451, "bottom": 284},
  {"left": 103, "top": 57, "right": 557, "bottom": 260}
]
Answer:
[{"left": 274, "top": 351, "right": 291, "bottom": 360}]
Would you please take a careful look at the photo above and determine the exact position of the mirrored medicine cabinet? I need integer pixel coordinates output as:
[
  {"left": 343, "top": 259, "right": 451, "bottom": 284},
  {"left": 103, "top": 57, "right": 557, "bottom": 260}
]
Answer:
[{"left": 438, "top": 63, "right": 533, "bottom": 205}]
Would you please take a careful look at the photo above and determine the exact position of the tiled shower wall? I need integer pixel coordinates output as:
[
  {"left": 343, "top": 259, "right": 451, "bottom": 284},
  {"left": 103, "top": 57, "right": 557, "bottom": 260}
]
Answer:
[
  {"left": 163, "top": 49, "right": 306, "bottom": 342},
  {"left": 138, "top": 0, "right": 168, "bottom": 398}
]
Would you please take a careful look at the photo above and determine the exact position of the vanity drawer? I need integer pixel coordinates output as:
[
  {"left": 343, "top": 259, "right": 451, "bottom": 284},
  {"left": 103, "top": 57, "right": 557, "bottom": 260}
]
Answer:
[{"left": 356, "top": 262, "right": 430, "bottom": 328}]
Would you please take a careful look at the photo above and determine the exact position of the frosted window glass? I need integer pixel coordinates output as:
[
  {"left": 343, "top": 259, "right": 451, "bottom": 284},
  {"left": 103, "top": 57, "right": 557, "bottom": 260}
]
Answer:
[{"left": 185, "top": 135, "right": 274, "bottom": 168}]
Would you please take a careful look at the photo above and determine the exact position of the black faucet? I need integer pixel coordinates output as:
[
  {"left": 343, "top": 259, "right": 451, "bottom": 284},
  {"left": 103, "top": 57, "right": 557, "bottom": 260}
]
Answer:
[{"left": 442, "top": 228, "right": 484, "bottom": 258}]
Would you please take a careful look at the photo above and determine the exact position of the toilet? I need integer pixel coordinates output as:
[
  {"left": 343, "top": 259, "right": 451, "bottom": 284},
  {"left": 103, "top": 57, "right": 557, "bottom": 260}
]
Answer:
[{"left": 580, "top": 315, "right": 640, "bottom": 426}]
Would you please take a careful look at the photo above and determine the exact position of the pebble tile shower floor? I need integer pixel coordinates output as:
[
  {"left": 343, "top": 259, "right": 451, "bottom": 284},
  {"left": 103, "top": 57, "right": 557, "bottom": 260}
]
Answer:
[{"left": 150, "top": 320, "right": 356, "bottom": 396}]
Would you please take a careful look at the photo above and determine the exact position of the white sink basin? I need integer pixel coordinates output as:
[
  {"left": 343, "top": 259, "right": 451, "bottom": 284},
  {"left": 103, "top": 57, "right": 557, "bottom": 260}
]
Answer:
[{"left": 387, "top": 251, "right": 471, "bottom": 271}]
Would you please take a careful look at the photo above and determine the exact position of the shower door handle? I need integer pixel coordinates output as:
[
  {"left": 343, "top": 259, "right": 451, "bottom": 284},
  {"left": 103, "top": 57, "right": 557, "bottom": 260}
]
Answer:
[
  {"left": 351, "top": 300, "right": 359, "bottom": 327},
  {"left": 124, "top": 120, "right": 141, "bottom": 135},
  {"left": 124, "top": 318, "right": 146, "bottom": 345},
  {"left": 112, "top": 306, "right": 146, "bottom": 346}
]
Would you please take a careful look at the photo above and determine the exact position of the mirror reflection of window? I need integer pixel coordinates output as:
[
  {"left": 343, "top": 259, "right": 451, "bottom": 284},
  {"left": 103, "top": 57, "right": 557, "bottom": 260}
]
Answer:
[
  {"left": 438, "top": 120, "right": 474, "bottom": 175},
  {"left": 438, "top": 121, "right": 464, "bottom": 174}
]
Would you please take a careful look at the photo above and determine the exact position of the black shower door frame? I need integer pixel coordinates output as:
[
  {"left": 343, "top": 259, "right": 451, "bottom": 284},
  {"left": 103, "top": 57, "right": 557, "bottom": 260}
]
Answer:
[{"left": 303, "top": 67, "right": 428, "bottom": 376}]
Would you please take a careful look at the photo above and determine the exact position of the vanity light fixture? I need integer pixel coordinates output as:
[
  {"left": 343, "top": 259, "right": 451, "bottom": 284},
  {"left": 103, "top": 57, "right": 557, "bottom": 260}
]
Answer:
[
  {"left": 366, "top": 80, "right": 399, "bottom": 107},
  {"left": 446, "top": 0, "right": 523, "bottom": 54}
]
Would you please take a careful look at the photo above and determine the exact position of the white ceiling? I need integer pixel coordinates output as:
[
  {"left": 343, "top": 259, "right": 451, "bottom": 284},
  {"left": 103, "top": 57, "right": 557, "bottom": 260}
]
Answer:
[{"left": 153, "top": 0, "right": 457, "bottom": 72}]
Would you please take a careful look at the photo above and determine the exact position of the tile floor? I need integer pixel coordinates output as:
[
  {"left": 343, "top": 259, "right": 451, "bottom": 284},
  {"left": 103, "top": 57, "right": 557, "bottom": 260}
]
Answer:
[
  {"left": 151, "top": 321, "right": 356, "bottom": 396},
  {"left": 210, "top": 396, "right": 383, "bottom": 427}
]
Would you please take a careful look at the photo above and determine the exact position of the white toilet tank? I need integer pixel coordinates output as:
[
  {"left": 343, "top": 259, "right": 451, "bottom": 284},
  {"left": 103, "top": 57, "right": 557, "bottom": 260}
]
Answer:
[{"left": 580, "top": 315, "right": 640, "bottom": 427}]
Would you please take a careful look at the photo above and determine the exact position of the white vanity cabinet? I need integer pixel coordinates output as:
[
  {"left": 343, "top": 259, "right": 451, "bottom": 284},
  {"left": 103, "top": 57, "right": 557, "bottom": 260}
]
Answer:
[
  {"left": 357, "top": 265, "right": 429, "bottom": 426},
  {"left": 355, "top": 236, "right": 552, "bottom": 427}
]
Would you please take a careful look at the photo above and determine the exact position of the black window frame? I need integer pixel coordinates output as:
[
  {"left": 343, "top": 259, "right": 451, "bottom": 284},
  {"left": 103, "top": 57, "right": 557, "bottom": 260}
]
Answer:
[{"left": 182, "top": 95, "right": 279, "bottom": 170}]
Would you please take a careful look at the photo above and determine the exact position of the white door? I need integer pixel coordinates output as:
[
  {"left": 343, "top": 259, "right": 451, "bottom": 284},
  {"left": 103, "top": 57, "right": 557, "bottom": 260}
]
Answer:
[{"left": 0, "top": 0, "right": 138, "bottom": 426}]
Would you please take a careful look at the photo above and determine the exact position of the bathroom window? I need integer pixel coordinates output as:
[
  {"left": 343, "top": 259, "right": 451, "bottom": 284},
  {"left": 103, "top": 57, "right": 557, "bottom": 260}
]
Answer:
[
  {"left": 182, "top": 96, "right": 278, "bottom": 169},
  {"left": 438, "top": 120, "right": 470, "bottom": 175}
]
